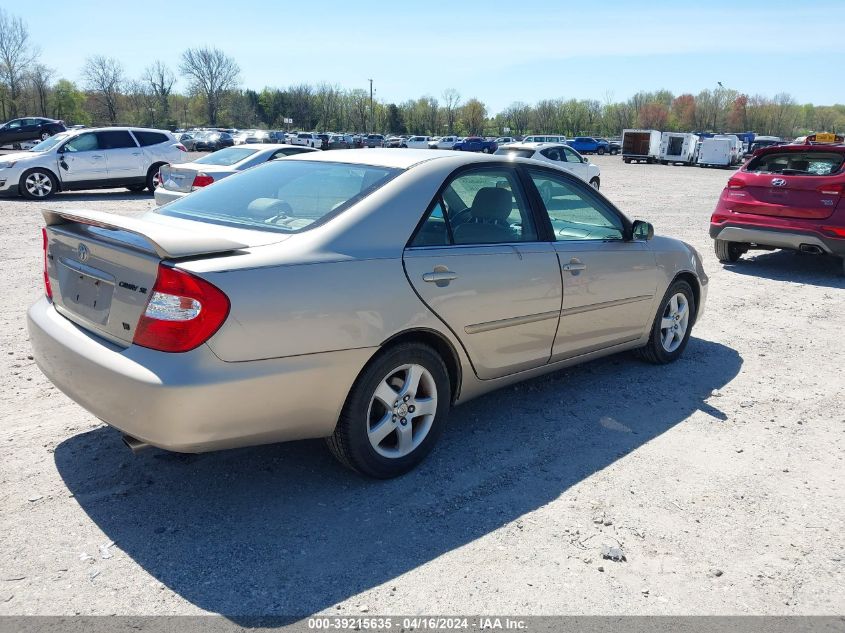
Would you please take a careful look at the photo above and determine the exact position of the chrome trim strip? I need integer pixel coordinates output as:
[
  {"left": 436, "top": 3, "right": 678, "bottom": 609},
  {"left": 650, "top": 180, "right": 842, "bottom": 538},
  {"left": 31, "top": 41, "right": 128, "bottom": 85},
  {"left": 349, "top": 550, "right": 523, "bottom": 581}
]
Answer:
[
  {"left": 464, "top": 310, "right": 560, "bottom": 335},
  {"left": 561, "top": 295, "right": 652, "bottom": 317}
]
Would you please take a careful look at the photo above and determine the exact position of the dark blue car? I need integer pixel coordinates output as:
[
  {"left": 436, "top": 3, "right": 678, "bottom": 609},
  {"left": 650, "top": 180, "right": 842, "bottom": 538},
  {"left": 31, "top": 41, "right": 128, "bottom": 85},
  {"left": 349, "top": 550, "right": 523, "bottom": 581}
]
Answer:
[
  {"left": 566, "top": 137, "right": 610, "bottom": 155},
  {"left": 453, "top": 137, "right": 498, "bottom": 153}
]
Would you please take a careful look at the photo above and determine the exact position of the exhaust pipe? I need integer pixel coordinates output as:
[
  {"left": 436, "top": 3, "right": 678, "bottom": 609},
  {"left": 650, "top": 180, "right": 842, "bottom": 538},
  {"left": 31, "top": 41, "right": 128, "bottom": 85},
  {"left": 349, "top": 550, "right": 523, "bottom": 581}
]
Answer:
[
  {"left": 799, "top": 244, "right": 824, "bottom": 255},
  {"left": 122, "top": 434, "right": 150, "bottom": 454}
]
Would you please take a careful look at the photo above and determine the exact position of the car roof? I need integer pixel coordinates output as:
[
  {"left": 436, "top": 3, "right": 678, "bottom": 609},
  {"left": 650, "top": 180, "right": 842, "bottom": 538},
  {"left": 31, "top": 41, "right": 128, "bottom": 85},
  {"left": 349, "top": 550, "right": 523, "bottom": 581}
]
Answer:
[
  {"left": 754, "top": 143, "right": 845, "bottom": 156},
  {"left": 59, "top": 126, "right": 172, "bottom": 135},
  {"left": 282, "top": 147, "right": 522, "bottom": 169}
]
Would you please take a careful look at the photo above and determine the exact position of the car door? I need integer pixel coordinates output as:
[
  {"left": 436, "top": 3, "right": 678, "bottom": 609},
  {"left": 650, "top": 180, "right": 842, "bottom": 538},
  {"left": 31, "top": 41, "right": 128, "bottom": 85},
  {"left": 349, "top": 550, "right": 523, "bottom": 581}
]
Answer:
[
  {"left": 58, "top": 132, "right": 108, "bottom": 183},
  {"left": 99, "top": 130, "right": 145, "bottom": 181},
  {"left": 525, "top": 166, "right": 658, "bottom": 360},
  {"left": 403, "top": 166, "right": 562, "bottom": 380},
  {"left": 1, "top": 119, "right": 24, "bottom": 144}
]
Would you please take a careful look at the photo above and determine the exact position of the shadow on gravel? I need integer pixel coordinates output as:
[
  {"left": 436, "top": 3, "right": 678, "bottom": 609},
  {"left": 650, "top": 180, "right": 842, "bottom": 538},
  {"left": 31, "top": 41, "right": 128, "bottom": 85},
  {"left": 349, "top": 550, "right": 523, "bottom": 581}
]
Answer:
[
  {"left": 54, "top": 337, "right": 741, "bottom": 620},
  {"left": 5, "top": 190, "right": 153, "bottom": 202},
  {"left": 721, "top": 250, "right": 845, "bottom": 288}
]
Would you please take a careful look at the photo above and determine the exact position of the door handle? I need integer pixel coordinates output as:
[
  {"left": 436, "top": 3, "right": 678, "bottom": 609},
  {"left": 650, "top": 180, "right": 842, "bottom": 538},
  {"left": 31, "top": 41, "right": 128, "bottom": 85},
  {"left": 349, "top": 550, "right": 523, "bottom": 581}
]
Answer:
[
  {"left": 91, "top": 155, "right": 104, "bottom": 160},
  {"left": 562, "top": 260, "right": 586, "bottom": 272},
  {"left": 132, "top": 152, "right": 142, "bottom": 156},
  {"left": 422, "top": 271, "right": 458, "bottom": 283}
]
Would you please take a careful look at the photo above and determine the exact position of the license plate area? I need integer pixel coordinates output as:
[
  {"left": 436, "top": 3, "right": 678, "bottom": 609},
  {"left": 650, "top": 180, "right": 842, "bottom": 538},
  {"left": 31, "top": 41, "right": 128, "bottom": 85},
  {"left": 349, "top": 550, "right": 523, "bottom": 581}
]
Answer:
[{"left": 57, "top": 258, "right": 115, "bottom": 325}]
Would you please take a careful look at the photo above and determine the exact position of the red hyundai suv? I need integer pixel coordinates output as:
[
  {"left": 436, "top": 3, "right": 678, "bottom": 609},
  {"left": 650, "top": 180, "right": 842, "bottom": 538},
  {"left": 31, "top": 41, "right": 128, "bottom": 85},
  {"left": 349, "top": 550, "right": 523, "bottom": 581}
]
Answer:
[{"left": 710, "top": 136, "right": 845, "bottom": 275}]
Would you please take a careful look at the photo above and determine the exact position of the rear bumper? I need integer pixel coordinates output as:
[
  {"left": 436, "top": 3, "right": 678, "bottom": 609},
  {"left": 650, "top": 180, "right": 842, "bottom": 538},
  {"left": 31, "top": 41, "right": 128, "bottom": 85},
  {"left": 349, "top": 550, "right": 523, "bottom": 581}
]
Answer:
[
  {"left": 710, "top": 223, "right": 845, "bottom": 257},
  {"left": 27, "top": 297, "right": 375, "bottom": 452}
]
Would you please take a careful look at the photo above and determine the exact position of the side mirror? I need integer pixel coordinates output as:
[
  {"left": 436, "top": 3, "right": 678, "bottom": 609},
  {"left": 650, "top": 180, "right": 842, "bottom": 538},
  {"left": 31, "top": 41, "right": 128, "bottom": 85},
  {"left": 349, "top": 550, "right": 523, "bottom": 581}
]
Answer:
[
  {"left": 632, "top": 220, "right": 654, "bottom": 241},
  {"left": 582, "top": 157, "right": 589, "bottom": 163}
]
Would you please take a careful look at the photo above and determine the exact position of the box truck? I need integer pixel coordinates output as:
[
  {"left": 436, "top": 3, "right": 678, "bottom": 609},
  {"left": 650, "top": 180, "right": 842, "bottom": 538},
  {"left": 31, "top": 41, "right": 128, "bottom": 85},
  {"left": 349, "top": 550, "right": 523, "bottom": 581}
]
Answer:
[
  {"left": 622, "top": 129, "right": 661, "bottom": 163},
  {"left": 659, "top": 132, "right": 699, "bottom": 165},
  {"left": 697, "top": 137, "right": 735, "bottom": 168}
]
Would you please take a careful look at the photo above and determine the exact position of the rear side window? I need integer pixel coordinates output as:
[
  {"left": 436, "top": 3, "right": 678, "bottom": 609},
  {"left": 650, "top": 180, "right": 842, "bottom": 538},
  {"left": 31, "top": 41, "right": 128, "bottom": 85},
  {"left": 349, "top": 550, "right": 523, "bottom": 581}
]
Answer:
[
  {"left": 97, "top": 130, "right": 137, "bottom": 149},
  {"left": 746, "top": 152, "right": 844, "bottom": 176},
  {"left": 132, "top": 131, "right": 169, "bottom": 146},
  {"left": 494, "top": 148, "right": 534, "bottom": 159},
  {"left": 194, "top": 147, "right": 257, "bottom": 166}
]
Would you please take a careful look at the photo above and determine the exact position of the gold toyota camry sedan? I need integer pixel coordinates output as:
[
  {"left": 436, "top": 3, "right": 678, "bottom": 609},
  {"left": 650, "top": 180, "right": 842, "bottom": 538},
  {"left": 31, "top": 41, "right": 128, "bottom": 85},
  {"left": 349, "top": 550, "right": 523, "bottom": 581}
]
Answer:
[{"left": 28, "top": 149, "right": 707, "bottom": 478}]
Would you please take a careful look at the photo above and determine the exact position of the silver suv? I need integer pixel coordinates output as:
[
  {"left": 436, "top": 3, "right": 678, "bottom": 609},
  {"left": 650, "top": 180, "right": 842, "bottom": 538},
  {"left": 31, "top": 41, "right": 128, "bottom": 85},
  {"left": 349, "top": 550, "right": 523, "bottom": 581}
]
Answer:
[{"left": 0, "top": 127, "right": 185, "bottom": 199}]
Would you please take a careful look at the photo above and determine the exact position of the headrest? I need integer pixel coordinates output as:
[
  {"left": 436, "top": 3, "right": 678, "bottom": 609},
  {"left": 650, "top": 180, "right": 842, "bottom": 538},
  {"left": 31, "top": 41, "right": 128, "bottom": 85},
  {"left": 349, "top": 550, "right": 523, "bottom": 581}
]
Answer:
[{"left": 470, "top": 187, "right": 512, "bottom": 222}]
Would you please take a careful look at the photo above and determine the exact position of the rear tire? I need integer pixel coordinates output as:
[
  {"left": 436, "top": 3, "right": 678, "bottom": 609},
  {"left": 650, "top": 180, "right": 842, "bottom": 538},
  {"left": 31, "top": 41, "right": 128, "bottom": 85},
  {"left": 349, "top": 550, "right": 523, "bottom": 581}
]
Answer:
[
  {"left": 327, "top": 343, "right": 451, "bottom": 478},
  {"left": 636, "top": 280, "right": 695, "bottom": 365},
  {"left": 714, "top": 239, "right": 745, "bottom": 263},
  {"left": 40, "top": 130, "right": 51, "bottom": 141},
  {"left": 597, "top": 147, "right": 605, "bottom": 155}
]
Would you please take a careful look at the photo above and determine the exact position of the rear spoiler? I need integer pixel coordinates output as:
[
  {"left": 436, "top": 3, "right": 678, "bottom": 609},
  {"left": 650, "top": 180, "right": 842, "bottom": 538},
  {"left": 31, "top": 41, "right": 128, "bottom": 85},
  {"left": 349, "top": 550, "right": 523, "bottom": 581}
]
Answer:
[{"left": 42, "top": 209, "right": 248, "bottom": 259}]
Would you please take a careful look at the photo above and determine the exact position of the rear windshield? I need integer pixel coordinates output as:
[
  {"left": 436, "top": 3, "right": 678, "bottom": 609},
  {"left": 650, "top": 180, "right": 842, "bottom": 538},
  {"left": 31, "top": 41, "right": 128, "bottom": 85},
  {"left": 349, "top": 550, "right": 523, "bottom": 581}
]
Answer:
[
  {"left": 193, "top": 148, "right": 258, "bottom": 166},
  {"left": 158, "top": 160, "right": 401, "bottom": 233},
  {"left": 494, "top": 148, "right": 534, "bottom": 159},
  {"left": 746, "top": 152, "right": 844, "bottom": 176}
]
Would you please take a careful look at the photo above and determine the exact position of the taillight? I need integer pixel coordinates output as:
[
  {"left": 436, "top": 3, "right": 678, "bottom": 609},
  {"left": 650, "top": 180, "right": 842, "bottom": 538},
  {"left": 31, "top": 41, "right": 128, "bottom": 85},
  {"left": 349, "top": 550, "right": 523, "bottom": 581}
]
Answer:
[
  {"left": 817, "top": 184, "right": 843, "bottom": 196},
  {"left": 727, "top": 177, "right": 745, "bottom": 189},
  {"left": 710, "top": 213, "right": 730, "bottom": 224},
  {"left": 41, "top": 228, "right": 52, "bottom": 300},
  {"left": 191, "top": 172, "right": 214, "bottom": 189},
  {"left": 821, "top": 226, "right": 845, "bottom": 238},
  {"left": 132, "top": 265, "right": 229, "bottom": 353},
  {"left": 175, "top": 143, "right": 187, "bottom": 152}
]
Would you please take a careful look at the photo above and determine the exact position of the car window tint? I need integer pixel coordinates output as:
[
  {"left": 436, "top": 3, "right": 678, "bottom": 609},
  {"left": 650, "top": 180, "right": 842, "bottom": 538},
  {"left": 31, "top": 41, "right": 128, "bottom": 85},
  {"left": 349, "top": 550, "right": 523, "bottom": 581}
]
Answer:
[
  {"left": 430, "top": 169, "right": 537, "bottom": 245},
  {"left": 528, "top": 170, "right": 623, "bottom": 241},
  {"left": 97, "top": 130, "right": 137, "bottom": 149},
  {"left": 540, "top": 148, "right": 562, "bottom": 161},
  {"left": 63, "top": 133, "right": 100, "bottom": 152},
  {"left": 132, "top": 131, "right": 168, "bottom": 146},
  {"left": 562, "top": 147, "right": 581, "bottom": 163},
  {"left": 410, "top": 201, "right": 451, "bottom": 247},
  {"left": 7, "top": 120, "right": 22, "bottom": 128}
]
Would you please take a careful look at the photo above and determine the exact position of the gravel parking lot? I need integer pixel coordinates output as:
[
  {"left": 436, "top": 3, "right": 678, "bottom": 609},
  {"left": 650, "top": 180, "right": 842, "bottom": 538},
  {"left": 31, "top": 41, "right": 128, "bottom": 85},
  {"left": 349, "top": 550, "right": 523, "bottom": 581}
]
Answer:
[{"left": 0, "top": 153, "right": 842, "bottom": 616}]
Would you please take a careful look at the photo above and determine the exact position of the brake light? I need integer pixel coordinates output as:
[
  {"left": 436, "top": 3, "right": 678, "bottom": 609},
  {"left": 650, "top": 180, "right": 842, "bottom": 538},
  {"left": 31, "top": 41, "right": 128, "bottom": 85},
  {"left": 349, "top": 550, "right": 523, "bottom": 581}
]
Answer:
[
  {"left": 710, "top": 213, "right": 730, "bottom": 224},
  {"left": 41, "top": 228, "right": 52, "bottom": 300},
  {"left": 821, "top": 226, "right": 845, "bottom": 238},
  {"left": 191, "top": 172, "right": 214, "bottom": 189},
  {"left": 175, "top": 143, "right": 187, "bottom": 152},
  {"left": 133, "top": 265, "right": 229, "bottom": 353},
  {"left": 817, "top": 184, "right": 843, "bottom": 196},
  {"left": 727, "top": 177, "right": 745, "bottom": 189}
]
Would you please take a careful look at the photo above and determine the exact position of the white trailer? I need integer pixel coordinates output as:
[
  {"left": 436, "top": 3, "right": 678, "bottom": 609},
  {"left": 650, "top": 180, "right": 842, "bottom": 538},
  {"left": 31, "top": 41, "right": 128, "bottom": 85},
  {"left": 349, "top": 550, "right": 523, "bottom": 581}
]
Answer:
[
  {"left": 659, "top": 132, "right": 699, "bottom": 165},
  {"left": 622, "top": 129, "right": 661, "bottom": 163},
  {"left": 697, "top": 137, "right": 734, "bottom": 168},
  {"left": 713, "top": 134, "right": 744, "bottom": 164}
]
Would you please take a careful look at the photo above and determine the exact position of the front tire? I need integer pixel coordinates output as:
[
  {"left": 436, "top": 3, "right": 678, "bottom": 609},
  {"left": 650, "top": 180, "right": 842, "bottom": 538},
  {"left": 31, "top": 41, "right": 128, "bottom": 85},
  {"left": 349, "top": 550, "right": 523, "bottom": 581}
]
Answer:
[
  {"left": 597, "top": 147, "right": 605, "bottom": 155},
  {"left": 146, "top": 165, "right": 163, "bottom": 191},
  {"left": 636, "top": 280, "right": 695, "bottom": 364},
  {"left": 20, "top": 168, "right": 58, "bottom": 200},
  {"left": 714, "top": 239, "right": 745, "bottom": 263},
  {"left": 327, "top": 343, "right": 450, "bottom": 478},
  {"left": 589, "top": 177, "right": 600, "bottom": 190}
]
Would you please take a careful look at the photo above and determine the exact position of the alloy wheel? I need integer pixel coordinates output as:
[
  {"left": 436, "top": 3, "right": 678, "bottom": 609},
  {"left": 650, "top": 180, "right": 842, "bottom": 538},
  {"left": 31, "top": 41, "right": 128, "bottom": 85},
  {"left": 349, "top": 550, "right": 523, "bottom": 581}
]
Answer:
[
  {"left": 659, "top": 292, "right": 689, "bottom": 352},
  {"left": 367, "top": 363, "right": 438, "bottom": 458},
  {"left": 25, "top": 172, "right": 53, "bottom": 198}
]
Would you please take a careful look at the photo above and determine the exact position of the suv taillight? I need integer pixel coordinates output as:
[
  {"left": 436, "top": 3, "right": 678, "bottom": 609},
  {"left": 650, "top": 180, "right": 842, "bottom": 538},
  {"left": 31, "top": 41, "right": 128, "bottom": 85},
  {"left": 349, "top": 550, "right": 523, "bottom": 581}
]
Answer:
[
  {"left": 41, "top": 228, "right": 52, "bottom": 300},
  {"left": 175, "top": 143, "right": 187, "bottom": 152},
  {"left": 191, "top": 172, "right": 214, "bottom": 189},
  {"left": 133, "top": 265, "right": 229, "bottom": 353}
]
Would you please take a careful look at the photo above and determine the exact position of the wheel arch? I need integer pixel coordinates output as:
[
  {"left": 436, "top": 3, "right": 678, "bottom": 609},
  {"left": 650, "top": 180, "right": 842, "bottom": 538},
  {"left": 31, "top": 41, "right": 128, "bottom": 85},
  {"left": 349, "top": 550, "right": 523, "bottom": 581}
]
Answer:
[
  {"left": 670, "top": 270, "right": 701, "bottom": 324},
  {"left": 379, "top": 328, "right": 462, "bottom": 403}
]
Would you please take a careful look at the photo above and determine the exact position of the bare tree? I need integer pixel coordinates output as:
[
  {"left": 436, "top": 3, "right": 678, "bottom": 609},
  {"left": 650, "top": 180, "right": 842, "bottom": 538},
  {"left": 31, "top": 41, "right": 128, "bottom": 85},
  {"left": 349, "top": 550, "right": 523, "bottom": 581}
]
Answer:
[
  {"left": 0, "top": 8, "right": 37, "bottom": 118},
  {"left": 442, "top": 88, "right": 461, "bottom": 134},
  {"left": 83, "top": 55, "right": 124, "bottom": 124},
  {"left": 28, "top": 63, "right": 54, "bottom": 116},
  {"left": 143, "top": 60, "right": 175, "bottom": 124},
  {"left": 180, "top": 47, "right": 239, "bottom": 125}
]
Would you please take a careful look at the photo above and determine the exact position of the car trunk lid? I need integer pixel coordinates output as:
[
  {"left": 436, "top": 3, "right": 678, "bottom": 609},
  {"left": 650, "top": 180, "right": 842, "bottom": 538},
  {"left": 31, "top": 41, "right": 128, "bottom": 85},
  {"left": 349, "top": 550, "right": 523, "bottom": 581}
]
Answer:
[{"left": 42, "top": 208, "right": 250, "bottom": 346}]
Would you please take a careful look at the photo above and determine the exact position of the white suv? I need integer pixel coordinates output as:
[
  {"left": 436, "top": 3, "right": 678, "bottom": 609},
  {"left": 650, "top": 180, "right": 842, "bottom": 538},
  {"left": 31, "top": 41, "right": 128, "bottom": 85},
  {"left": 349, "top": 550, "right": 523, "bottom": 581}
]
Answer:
[
  {"left": 0, "top": 127, "right": 184, "bottom": 200},
  {"left": 495, "top": 142, "right": 602, "bottom": 189}
]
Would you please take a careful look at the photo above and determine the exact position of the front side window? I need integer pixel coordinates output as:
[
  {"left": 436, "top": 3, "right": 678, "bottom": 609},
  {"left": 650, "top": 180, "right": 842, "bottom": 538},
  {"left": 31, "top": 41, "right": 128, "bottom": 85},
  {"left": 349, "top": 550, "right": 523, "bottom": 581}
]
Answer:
[
  {"left": 528, "top": 169, "right": 624, "bottom": 241},
  {"left": 63, "top": 133, "right": 100, "bottom": 152},
  {"left": 159, "top": 160, "right": 401, "bottom": 233},
  {"left": 411, "top": 168, "right": 537, "bottom": 246},
  {"left": 562, "top": 147, "right": 582, "bottom": 163}
]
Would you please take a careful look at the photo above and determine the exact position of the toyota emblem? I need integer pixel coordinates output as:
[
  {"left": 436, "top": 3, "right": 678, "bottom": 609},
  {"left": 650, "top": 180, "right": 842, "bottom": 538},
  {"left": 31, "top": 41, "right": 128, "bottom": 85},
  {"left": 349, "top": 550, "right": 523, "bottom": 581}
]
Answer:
[
  {"left": 771, "top": 178, "right": 787, "bottom": 187},
  {"left": 77, "top": 243, "right": 90, "bottom": 262}
]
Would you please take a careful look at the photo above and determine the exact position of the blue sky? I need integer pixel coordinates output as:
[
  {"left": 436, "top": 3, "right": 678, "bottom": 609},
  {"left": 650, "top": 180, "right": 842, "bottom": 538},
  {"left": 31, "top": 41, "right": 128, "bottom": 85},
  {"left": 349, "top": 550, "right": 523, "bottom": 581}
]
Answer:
[{"left": 7, "top": 0, "right": 845, "bottom": 112}]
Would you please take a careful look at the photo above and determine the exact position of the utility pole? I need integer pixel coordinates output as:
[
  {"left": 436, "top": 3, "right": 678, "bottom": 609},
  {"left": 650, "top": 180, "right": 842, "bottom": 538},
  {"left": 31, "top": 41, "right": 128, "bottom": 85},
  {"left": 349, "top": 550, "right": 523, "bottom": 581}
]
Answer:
[{"left": 368, "top": 78, "right": 373, "bottom": 133}]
